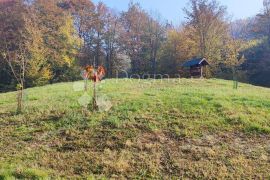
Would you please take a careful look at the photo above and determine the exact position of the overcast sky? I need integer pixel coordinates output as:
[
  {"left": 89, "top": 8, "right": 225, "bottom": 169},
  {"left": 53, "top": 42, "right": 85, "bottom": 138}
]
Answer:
[{"left": 92, "top": 0, "right": 264, "bottom": 25}]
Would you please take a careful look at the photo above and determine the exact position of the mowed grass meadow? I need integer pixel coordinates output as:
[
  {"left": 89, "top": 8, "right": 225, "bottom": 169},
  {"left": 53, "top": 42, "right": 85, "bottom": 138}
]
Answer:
[{"left": 0, "top": 79, "right": 269, "bottom": 179}]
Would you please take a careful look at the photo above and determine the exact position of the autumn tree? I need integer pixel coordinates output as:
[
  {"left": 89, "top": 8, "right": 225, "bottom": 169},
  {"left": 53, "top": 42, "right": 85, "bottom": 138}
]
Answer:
[
  {"left": 103, "top": 9, "right": 122, "bottom": 77},
  {"left": 93, "top": 2, "right": 107, "bottom": 67},
  {"left": 120, "top": 2, "right": 149, "bottom": 74},
  {"left": 145, "top": 12, "right": 165, "bottom": 75},
  {"left": 25, "top": 5, "right": 52, "bottom": 87},
  {"left": 159, "top": 29, "right": 181, "bottom": 75},
  {"left": 256, "top": 0, "right": 270, "bottom": 44},
  {"left": 159, "top": 26, "right": 199, "bottom": 76},
  {"left": 239, "top": 0, "right": 270, "bottom": 87},
  {"left": 184, "top": 0, "right": 229, "bottom": 75},
  {"left": 64, "top": 0, "right": 96, "bottom": 67},
  {"left": 33, "top": 0, "right": 81, "bottom": 82},
  {"left": 0, "top": 0, "right": 36, "bottom": 112}
]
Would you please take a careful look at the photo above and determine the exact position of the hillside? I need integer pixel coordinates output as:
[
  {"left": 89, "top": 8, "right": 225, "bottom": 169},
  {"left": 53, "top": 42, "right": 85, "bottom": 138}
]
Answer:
[{"left": 0, "top": 79, "right": 269, "bottom": 179}]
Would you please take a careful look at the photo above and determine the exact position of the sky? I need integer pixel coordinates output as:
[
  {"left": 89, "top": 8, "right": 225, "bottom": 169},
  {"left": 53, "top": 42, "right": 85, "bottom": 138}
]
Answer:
[{"left": 92, "top": 0, "right": 264, "bottom": 25}]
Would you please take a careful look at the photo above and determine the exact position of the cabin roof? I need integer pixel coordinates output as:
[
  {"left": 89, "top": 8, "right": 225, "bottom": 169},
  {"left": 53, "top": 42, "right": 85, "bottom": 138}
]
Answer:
[{"left": 183, "top": 58, "right": 209, "bottom": 67}]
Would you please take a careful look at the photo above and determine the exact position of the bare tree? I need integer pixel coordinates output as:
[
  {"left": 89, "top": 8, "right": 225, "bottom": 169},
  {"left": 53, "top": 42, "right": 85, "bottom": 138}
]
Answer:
[{"left": 0, "top": 0, "right": 35, "bottom": 112}]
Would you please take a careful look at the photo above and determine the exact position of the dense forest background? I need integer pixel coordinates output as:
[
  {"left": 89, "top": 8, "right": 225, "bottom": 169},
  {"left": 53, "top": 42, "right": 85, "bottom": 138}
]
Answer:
[{"left": 1, "top": 0, "right": 270, "bottom": 92}]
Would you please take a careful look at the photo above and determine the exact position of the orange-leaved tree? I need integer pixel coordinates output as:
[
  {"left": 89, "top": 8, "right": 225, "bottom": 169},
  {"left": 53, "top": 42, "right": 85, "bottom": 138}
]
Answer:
[{"left": 85, "top": 65, "right": 106, "bottom": 110}]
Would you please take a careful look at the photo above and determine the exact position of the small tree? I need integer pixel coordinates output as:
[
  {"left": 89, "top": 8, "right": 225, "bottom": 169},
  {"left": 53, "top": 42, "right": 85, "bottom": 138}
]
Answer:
[
  {"left": 85, "top": 65, "right": 106, "bottom": 111},
  {"left": 223, "top": 38, "right": 246, "bottom": 89},
  {"left": 0, "top": 0, "right": 31, "bottom": 113},
  {"left": 3, "top": 45, "right": 27, "bottom": 112}
]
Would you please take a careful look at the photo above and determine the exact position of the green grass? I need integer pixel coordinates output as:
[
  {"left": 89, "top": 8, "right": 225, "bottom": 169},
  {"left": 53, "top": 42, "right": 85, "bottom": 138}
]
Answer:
[
  {"left": 0, "top": 164, "right": 49, "bottom": 180},
  {"left": 0, "top": 78, "right": 269, "bottom": 179}
]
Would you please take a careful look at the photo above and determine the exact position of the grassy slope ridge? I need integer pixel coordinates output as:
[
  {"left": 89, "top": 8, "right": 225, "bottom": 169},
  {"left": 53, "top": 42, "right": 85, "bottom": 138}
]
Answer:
[{"left": 0, "top": 79, "right": 269, "bottom": 179}]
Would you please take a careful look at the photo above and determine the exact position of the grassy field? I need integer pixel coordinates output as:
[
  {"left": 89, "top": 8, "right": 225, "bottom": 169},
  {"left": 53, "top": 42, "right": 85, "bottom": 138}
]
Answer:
[{"left": 0, "top": 78, "right": 269, "bottom": 179}]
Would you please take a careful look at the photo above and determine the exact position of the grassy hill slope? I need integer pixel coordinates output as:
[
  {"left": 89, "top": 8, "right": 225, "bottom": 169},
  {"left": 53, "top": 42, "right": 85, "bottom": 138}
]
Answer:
[{"left": 0, "top": 79, "right": 269, "bottom": 179}]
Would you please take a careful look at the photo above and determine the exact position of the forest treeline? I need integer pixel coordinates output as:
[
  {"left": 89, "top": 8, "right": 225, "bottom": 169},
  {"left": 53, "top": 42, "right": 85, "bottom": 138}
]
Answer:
[{"left": 1, "top": 0, "right": 270, "bottom": 92}]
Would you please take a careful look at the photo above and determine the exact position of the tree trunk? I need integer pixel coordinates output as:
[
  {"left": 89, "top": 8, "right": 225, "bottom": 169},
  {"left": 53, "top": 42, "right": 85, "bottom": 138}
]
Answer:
[
  {"left": 92, "top": 82, "right": 98, "bottom": 111},
  {"left": 106, "top": 53, "right": 109, "bottom": 77},
  {"left": 109, "top": 48, "right": 114, "bottom": 77},
  {"left": 17, "top": 84, "right": 23, "bottom": 113},
  {"left": 84, "top": 79, "right": 88, "bottom": 91},
  {"left": 153, "top": 45, "right": 158, "bottom": 76},
  {"left": 96, "top": 32, "right": 101, "bottom": 67},
  {"left": 232, "top": 67, "right": 238, "bottom": 89}
]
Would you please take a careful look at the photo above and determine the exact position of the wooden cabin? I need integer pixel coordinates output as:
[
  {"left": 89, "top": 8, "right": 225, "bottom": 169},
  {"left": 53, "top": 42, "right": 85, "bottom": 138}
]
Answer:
[{"left": 183, "top": 58, "right": 209, "bottom": 78}]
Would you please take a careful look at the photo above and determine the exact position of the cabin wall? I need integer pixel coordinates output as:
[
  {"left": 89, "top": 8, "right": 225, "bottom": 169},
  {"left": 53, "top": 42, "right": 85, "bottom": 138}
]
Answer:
[{"left": 190, "top": 65, "right": 202, "bottom": 77}]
